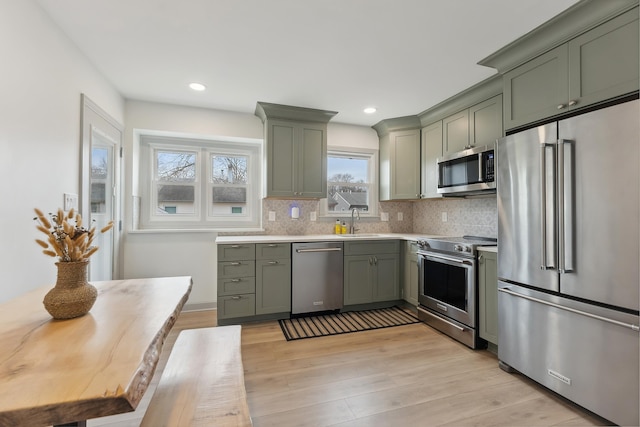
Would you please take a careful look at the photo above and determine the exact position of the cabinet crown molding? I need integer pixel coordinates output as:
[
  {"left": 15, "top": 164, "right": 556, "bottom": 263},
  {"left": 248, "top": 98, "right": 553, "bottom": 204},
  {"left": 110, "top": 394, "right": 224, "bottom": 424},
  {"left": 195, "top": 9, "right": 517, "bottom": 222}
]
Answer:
[
  {"left": 417, "top": 74, "right": 502, "bottom": 127},
  {"left": 255, "top": 101, "right": 338, "bottom": 124},
  {"left": 478, "top": 0, "right": 639, "bottom": 73},
  {"left": 372, "top": 115, "right": 421, "bottom": 137}
]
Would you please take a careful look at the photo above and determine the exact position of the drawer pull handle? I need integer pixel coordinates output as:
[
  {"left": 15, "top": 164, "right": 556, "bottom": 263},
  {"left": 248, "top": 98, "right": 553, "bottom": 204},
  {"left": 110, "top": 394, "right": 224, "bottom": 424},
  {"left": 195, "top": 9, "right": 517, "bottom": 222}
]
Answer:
[
  {"left": 231, "top": 296, "right": 242, "bottom": 300},
  {"left": 268, "top": 244, "right": 278, "bottom": 247},
  {"left": 230, "top": 262, "right": 241, "bottom": 265},
  {"left": 269, "top": 261, "right": 279, "bottom": 265},
  {"left": 230, "top": 245, "right": 242, "bottom": 248},
  {"left": 230, "top": 279, "right": 241, "bottom": 282}
]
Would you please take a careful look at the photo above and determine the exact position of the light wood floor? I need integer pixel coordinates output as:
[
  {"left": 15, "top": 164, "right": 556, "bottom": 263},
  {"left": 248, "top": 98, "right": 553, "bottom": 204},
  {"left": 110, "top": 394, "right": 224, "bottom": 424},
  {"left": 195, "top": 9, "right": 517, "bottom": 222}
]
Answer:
[{"left": 90, "top": 309, "right": 609, "bottom": 427}]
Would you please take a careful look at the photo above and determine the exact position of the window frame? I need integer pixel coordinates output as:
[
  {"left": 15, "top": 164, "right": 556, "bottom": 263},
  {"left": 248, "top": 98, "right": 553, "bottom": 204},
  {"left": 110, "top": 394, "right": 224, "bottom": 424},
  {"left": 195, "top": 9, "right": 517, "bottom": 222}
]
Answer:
[
  {"left": 139, "top": 133, "right": 262, "bottom": 230},
  {"left": 321, "top": 147, "right": 379, "bottom": 218}
]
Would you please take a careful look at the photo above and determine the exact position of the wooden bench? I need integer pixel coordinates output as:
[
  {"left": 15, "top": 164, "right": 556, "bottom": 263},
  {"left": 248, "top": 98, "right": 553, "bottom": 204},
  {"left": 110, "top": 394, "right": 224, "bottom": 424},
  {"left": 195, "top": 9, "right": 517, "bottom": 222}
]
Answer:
[{"left": 141, "top": 325, "right": 252, "bottom": 426}]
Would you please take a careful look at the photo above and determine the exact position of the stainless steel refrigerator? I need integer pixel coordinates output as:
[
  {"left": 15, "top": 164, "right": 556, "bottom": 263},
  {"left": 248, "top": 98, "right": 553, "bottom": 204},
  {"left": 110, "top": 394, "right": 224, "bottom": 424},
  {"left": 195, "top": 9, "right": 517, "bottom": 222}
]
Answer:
[{"left": 497, "top": 99, "right": 639, "bottom": 426}]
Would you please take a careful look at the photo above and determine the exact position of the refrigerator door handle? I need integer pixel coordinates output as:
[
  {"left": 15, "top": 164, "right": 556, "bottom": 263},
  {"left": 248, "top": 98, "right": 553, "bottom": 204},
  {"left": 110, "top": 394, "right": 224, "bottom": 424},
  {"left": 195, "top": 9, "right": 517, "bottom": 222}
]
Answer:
[
  {"left": 558, "top": 139, "right": 574, "bottom": 273},
  {"left": 540, "top": 143, "right": 557, "bottom": 270},
  {"left": 498, "top": 287, "right": 640, "bottom": 332}
]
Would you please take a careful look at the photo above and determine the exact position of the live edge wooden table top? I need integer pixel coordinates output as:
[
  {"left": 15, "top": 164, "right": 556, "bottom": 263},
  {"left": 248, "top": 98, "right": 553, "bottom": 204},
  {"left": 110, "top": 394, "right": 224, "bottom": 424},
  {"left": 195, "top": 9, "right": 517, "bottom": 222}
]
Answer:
[{"left": 0, "top": 276, "right": 192, "bottom": 426}]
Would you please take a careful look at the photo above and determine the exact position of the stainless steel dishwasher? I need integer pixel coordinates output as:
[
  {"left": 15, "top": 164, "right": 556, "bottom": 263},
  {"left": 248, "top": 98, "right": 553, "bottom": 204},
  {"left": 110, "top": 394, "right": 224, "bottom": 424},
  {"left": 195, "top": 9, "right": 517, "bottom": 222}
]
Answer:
[{"left": 291, "top": 241, "right": 344, "bottom": 315}]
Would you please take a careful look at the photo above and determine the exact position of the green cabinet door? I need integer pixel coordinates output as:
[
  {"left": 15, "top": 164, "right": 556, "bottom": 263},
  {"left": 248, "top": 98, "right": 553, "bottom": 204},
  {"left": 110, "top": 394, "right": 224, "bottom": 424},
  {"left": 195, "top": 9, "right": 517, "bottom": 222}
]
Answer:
[
  {"left": 379, "top": 128, "right": 420, "bottom": 201},
  {"left": 478, "top": 250, "right": 498, "bottom": 345},
  {"left": 390, "top": 129, "right": 420, "bottom": 200},
  {"left": 255, "top": 258, "right": 291, "bottom": 315},
  {"left": 420, "top": 121, "right": 443, "bottom": 199},
  {"left": 267, "top": 121, "right": 297, "bottom": 197},
  {"left": 373, "top": 253, "right": 400, "bottom": 302},
  {"left": 442, "top": 109, "right": 469, "bottom": 154},
  {"left": 503, "top": 45, "right": 569, "bottom": 130},
  {"left": 402, "top": 241, "right": 419, "bottom": 306},
  {"left": 343, "top": 255, "right": 374, "bottom": 305},
  {"left": 298, "top": 124, "right": 327, "bottom": 198},
  {"left": 469, "top": 94, "right": 503, "bottom": 148},
  {"left": 568, "top": 8, "right": 639, "bottom": 109}
]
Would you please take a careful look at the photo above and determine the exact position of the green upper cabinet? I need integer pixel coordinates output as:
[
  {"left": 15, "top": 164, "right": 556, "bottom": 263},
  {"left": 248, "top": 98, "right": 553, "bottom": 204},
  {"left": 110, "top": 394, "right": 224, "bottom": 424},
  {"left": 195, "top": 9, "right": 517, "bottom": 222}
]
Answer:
[
  {"left": 442, "top": 110, "right": 469, "bottom": 154},
  {"left": 373, "top": 116, "right": 421, "bottom": 201},
  {"left": 443, "top": 94, "right": 503, "bottom": 155},
  {"left": 495, "top": 6, "right": 639, "bottom": 130},
  {"left": 255, "top": 102, "right": 337, "bottom": 199},
  {"left": 469, "top": 94, "right": 503, "bottom": 148},
  {"left": 568, "top": 8, "right": 639, "bottom": 108},
  {"left": 420, "top": 121, "right": 442, "bottom": 199}
]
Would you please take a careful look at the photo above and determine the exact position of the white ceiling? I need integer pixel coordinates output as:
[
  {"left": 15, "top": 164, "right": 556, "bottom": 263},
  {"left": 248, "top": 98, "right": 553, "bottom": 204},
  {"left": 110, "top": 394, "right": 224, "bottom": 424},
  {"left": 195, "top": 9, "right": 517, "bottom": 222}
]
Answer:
[{"left": 36, "top": 0, "right": 579, "bottom": 126}]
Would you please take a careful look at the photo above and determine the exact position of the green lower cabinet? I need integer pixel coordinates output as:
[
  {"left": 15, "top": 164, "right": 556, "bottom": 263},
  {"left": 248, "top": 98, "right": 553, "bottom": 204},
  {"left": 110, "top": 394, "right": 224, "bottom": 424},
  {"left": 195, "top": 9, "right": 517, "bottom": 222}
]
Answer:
[
  {"left": 402, "top": 241, "right": 419, "bottom": 306},
  {"left": 218, "top": 294, "right": 256, "bottom": 319},
  {"left": 343, "top": 255, "right": 375, "bottom": 305},
  {"left": 344, "top": 250, "right": 400, "bottom": 305},
  {"left": 478, "top": 250, "right": 498, "bottom": 345},
  {"left": 373, "top": 254, "right": 400, "bottom": 301},
  {"left": 255, "top": 258, "right": 292, "bottom": 315}
]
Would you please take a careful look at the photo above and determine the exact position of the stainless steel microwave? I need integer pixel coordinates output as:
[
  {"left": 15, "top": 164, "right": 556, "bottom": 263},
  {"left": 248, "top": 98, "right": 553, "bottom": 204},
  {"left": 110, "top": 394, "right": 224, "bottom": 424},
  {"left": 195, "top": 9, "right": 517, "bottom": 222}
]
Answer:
[{"left": 437, "top": 145, "right": 496, "bottom": 196}]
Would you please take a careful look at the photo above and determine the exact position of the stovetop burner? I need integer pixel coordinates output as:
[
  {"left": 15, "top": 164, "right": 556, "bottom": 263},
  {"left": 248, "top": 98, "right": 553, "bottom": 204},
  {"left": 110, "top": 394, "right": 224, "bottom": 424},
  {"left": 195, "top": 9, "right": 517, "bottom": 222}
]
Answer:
[{"left": 416, "top": 235, "right": 497, "bottom": 257}]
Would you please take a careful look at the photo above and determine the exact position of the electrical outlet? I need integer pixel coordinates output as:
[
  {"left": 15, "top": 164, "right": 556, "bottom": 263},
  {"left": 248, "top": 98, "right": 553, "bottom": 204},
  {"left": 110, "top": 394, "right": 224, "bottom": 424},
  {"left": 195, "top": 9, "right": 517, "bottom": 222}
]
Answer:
[
  {"left": 441, "top": 212, "right": 448, "bottom": 222},
  {"left": 64, "top": 193, "right": 78, "bottom": 211},
  {"left": 381, "top": 212, "right": 389, "bottom": 222},
  {"left": 268, "top": 211, "right": 276, "bottom": 221},
  {"left": 397, "top": 212, "right": 403, "bottom": 221},
  {"left": 310, "top": 211, "right": 317, "bottom": 221}
]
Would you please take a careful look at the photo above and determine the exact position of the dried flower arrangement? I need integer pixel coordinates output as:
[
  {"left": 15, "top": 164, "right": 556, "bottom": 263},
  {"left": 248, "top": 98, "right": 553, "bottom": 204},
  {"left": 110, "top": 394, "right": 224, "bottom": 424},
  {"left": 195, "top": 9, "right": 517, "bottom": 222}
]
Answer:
[{"left": 34, "top": 208, "right": 113, "bottom": 262}]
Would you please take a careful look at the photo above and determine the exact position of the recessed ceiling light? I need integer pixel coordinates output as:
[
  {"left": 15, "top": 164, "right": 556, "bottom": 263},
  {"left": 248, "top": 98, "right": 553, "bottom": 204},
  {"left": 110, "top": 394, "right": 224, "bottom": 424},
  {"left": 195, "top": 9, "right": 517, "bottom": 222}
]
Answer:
[
  {"left": 364, "top": 107, "right": 377, "bottom": 114},
  {"left": 189, "top": 82, "right": 206, "bottom": 91}
]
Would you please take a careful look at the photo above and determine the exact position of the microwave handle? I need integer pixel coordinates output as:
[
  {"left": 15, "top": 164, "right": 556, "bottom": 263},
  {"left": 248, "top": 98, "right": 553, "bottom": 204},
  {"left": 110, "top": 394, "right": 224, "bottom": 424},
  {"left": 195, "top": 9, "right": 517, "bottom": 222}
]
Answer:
[{"left": 477, "top": 152, "right": 483, "bottom": 182}]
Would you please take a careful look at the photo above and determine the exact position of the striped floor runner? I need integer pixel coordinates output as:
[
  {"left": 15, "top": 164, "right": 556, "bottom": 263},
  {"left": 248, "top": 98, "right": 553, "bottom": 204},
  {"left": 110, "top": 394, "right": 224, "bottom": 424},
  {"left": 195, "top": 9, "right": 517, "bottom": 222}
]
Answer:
[{"left": 279, "top": 306, "right": 420, "bottom": 341}]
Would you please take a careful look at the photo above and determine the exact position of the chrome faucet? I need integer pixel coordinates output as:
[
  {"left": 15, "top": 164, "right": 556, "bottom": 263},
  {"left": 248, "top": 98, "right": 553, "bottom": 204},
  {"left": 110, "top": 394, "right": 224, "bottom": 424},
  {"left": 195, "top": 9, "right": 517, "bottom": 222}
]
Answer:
[{"left": 349, "top": 208, "right": 360, "bottom": 234}]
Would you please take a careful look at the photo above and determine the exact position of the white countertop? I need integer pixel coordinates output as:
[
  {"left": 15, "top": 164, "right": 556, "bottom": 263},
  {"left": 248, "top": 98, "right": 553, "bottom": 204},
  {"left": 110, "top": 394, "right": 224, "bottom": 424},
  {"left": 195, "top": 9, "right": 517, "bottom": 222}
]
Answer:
[{"left": 215, "top": 233, "right": 440, "bottom": 244}]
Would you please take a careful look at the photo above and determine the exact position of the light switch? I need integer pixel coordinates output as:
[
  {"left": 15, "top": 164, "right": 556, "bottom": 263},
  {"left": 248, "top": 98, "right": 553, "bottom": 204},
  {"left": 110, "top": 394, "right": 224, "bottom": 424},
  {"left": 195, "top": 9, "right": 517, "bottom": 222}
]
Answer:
[
  {"left": 397, "top": 212, "right": 403, "bottom": 221},
  {"left": 441, "top": 212, "right": 448, "bottom": 222},
  {"left": 381, "top": 212, "right": 389, "bottom": 222},
  {"left": 310, "top": 211, "right": 317, "bottom": 221},
  {"left": 268, "top": 211, "right": 276, "bottom": 221},
  {"left": 64, "top": 193, "right": 78, "bottom": 211}
]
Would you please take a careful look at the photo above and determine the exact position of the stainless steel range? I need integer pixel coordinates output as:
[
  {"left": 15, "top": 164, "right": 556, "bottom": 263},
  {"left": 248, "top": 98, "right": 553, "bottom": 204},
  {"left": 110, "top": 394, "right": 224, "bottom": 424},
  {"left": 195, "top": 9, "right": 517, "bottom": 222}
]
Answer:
[{"left": 416, "top": 236, "right": 496, "bottom": 349}]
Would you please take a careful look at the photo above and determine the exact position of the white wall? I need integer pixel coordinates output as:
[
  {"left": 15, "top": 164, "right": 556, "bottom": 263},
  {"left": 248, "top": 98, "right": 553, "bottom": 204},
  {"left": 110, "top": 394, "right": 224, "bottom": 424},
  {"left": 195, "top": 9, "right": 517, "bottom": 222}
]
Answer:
[
  {"left": 123, "top": 101, "right": 378, "bottom": 308},
  {"left": 0, "top": 0, "right": 124, "bottom": 303}
]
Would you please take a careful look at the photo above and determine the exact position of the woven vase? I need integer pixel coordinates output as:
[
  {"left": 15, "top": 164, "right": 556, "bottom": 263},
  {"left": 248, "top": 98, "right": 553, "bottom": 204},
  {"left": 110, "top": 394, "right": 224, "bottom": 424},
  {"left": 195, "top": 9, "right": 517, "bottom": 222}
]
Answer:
[{"left": 43, "top": 260, "right": 97, "bottom": 320}]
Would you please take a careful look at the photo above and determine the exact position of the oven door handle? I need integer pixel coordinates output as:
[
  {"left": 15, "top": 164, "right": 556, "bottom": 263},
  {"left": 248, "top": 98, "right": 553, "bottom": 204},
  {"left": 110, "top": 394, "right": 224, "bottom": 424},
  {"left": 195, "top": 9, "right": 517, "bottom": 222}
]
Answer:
[{"left": 420, "top": 253, "right": 473, "bottom": 266}]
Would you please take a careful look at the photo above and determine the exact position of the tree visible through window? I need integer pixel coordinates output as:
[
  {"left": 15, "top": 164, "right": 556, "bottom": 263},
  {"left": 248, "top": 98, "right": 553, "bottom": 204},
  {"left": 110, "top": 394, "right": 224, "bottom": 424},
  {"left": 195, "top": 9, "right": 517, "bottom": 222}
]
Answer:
[
  {"left": 327, "top": 153, "right": 372, "bottom": 213},
  {"left": 139, "top": 134, "right": 261, "bottom": 229}
]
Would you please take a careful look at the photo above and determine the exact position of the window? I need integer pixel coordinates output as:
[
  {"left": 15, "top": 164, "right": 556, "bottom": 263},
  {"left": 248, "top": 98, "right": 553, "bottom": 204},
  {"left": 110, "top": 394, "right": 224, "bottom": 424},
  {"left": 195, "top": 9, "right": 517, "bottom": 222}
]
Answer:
[
  {"left": 322, "top": 148, "right": 378, "bottom": 217},
  {"left": 139, "top": 133, "right": 262, "bottom": 229}
]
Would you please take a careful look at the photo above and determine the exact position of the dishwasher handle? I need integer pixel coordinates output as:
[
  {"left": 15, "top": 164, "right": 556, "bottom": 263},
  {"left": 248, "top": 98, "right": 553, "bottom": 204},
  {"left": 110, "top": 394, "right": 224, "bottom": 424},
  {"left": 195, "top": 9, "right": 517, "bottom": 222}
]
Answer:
[{"left": 295, "top": 247, "right": 343, "bottom": 253}]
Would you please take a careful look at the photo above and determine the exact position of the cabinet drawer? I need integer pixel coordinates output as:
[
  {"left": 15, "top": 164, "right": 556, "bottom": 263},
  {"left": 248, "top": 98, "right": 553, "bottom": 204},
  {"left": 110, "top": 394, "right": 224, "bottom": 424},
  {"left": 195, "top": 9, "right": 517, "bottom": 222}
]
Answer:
[
  {"left": 218, "top": 244, "right": 255, "bottom": 262},
  {"left": 217, "top": 261, "right": 255, "bottom": 279},
  {"left": 218, "top": 277, "right": 256, "bottom": 296},
  {"left": 217, "top": 294, "right": 256, "bottom": 319},
  {"left": 256, "top": 243, "right": 291, "bottom": 260},
  {"left": 344, "top": 240, "right": 400, "bottom": 256}
]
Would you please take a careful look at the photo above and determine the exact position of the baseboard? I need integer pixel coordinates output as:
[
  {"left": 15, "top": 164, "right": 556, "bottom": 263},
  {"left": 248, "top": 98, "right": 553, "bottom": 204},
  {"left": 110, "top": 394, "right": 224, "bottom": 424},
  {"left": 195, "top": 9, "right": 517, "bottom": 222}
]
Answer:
[{"left": 183, "top": 302, "right": 217, "bottom": 312}]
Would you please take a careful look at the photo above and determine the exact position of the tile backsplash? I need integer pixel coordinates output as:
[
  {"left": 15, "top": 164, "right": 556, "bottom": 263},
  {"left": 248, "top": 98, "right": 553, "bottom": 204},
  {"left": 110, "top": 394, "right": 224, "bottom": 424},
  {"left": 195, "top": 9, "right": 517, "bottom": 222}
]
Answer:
[
  {"left": 223, "top": 196, "right": 498, "bottom": 238},
  {"left": 412, "top": 197, "right": 497, "bottom": 238}
]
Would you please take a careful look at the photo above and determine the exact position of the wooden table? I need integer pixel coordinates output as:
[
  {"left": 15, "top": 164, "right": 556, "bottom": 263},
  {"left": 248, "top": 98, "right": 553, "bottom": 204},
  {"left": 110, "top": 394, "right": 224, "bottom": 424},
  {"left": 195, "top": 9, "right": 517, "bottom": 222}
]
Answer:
[{"left": 0, "top": 276, "right": 192, "bottom": 426}]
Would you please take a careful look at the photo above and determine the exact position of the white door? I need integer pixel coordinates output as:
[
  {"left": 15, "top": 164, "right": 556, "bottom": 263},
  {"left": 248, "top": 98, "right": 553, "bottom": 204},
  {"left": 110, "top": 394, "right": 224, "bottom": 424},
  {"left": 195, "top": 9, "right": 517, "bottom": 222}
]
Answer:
[{"left": 81, "top": 95, "right": 123, "bottom": 281}]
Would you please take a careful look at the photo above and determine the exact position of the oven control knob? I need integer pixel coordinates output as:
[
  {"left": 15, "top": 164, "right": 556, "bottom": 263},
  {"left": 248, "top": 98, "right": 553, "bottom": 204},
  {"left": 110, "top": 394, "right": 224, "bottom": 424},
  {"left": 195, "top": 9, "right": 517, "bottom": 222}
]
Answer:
[{"left": 454, "top": 244, "right": 470, "bottom": 253}]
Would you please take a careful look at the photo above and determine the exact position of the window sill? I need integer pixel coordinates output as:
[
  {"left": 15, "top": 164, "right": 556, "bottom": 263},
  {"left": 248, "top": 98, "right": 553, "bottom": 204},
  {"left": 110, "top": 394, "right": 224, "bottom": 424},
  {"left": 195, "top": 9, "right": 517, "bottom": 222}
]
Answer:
[{"left": 128, "top": 227, "right": 266, "bottom": 234}]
